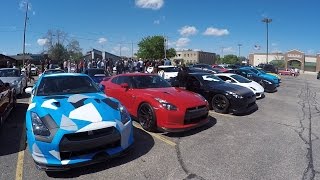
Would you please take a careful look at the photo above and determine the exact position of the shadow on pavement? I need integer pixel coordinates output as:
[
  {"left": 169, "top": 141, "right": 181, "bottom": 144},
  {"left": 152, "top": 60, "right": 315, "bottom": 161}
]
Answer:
[
  {"left": 0, "top": 103, "right": 27, "bottom": 156},
  {"left": 233, "top": 105, "right": 259, "bottom": 116},
  {"left": 46, "top": 127, "right": 154, "bottom": 178},
  {"left": 164, "top": 115, "right": 217, "bottom": 138}
]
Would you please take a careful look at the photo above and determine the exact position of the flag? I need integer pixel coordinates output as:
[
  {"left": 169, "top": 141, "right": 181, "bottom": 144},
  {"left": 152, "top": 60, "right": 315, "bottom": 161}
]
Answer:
[{"left": 254, "top": 45, "right": 261, "bottom": 50}]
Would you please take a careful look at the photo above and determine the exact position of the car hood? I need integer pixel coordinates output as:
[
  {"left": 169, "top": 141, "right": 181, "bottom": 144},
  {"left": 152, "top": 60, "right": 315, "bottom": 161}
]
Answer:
[
  {"left": 135, "top": 87, "right": 205, "bottom": 107},
  {"left": 0, "top": 77, "right": 21, "bottom": 83},
  {"left": 235, "top": 81, "right": 264, "bottom": 93},
  {"left": 28, "top": 93, "right": 122, "bottom": 130},
  {"left": 208, "top": 82, "right": 254, "bottom": 96},
  {"left": 258, "top": 73, "right": 279, "bottom": 83}
]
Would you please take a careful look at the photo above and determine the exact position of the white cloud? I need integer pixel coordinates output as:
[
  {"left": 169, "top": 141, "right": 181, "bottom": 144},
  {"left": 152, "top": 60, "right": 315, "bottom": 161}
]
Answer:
[
  {"left": 222, "top": 47, "right": 235, "bottom": 53},
  {"left": 176, "top": 38, "right": 190, "bottom": 47},
  {"left": 203, "top": 27, "right": 229, "bottom": 36},
  {"left": 37, "top": 38, "right": 48, "bottom": 46},
  {"left": 19, "top": 0, "right": 32, "bottom": 11},
  {"left": 98, "top": 37, "right": 107, "bottom": 44},
  {"left": 178, "top": 26, "right": 198, "bottom": 37},
  {"left": 307, "top": 49, "right": 314, "bottom": 54},
  {"left": 25, "top": 43, "right": 31, "bottom": 46},
  {"left": 153, "top": 20, "right": 160, "bottom": 24},
  {"left": 271, "top": 43, "right": 277, "bottom": 46},
  {"left": 193, "top": 49, "right": 202, "bottom": 51},
  {"left": 2, "top": 52, "right": 7, "bottom": 55},
  {"left": 135, "top": 0, "right": 164, "bottom": 10},
  {"left": 112, "top": 45, "right": 130, "bottom": 54},
  {"left": 32, "top": 11, "right": 36, "bottom": 15}
]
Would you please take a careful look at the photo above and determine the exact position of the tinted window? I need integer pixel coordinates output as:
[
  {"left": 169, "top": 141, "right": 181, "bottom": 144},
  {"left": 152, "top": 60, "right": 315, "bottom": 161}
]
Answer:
[
  {"left": 0, "top": 69, "right": 20, "bottom": 77},
  {"left": 87, "top": 69, "right": 108, "bottom": 77},
  {"left": 230, "top": 75, "right": 251, "bottom": 83},
  {"left": 36, "top": 76, "right": 99, "bottom": 96},
  {"left": 111, "top": 77, "right": 118, "bottom": 84},
  {"left": 218, "top": 76, "right": 235, "bottom": 83},
  {"left": 195, "top": 74, "right": 224, "bottom": 85},
  {"left": 44, "top": 70, "right": 65, "bottom": 74},
  {"left": 159, "top": 67, "right": 179, "bottom": 72},
  {"left": 132, "top": 75, "right": 171, "bottom": 88},
  {"left": 116, "top": 76, "right": 132, "bottom": 86},
  {"left": 249, "top": 69, "right": 260, "bottom": 74}
]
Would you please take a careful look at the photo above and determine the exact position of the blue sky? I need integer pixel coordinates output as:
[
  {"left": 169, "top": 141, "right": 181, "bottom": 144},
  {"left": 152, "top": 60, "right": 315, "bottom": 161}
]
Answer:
[{"left": 1, "top": 0, "right": 319, "bottom": 57}]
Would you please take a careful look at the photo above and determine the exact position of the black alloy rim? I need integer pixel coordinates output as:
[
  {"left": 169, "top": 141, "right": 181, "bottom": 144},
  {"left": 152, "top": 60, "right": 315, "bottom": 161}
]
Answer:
[
  {"left": 213, "top": 96, "right": 227, "bottom": 110},
  {"left": 139, "top": 104, "right": 153, "bottom": 128}
]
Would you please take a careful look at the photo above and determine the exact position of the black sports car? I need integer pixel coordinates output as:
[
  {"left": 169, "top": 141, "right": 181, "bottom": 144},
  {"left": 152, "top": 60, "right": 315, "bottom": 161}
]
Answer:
[
  {"left": 173, "top": 73, "right": 257, "bottom": 114},
  {"left": 230, "top": 69, "right": 277, "bottom": 93},
  {"left": 84, "top": 68, "right": 110, "bottom": 83}
]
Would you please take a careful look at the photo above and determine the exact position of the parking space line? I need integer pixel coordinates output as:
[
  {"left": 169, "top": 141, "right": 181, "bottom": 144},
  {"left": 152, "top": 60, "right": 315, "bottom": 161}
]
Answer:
[
  {"left": 15, "top": 130, "right": 26, "bottom": 180},
  {"left": 132, "top": 121, "right": 176, "bottom": 147},
  {"left": 209, "top": 111, "right": 235, "bottom": 118}
]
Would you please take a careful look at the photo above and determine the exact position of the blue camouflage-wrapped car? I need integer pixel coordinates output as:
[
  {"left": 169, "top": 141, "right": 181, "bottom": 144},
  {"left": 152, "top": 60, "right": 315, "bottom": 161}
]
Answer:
[{"left": 25, "top": 73, "right": 134, "bottom": 171}]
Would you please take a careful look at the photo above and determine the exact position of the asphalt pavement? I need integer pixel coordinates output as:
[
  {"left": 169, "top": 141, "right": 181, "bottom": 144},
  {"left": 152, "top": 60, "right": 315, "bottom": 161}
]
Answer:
[{"left": 0, "top": 74, "right": 320, "bottom": 180}]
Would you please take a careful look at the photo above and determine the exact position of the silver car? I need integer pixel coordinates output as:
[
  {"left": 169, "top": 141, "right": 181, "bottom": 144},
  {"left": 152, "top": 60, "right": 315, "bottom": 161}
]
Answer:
[{"left": 0, "top": 68, "right": 27, "bottom": 95}]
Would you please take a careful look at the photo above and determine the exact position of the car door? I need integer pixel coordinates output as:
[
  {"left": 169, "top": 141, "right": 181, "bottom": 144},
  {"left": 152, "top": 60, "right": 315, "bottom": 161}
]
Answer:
[{"left": 186, "top": 75, "right": 205, "bottom": 94}]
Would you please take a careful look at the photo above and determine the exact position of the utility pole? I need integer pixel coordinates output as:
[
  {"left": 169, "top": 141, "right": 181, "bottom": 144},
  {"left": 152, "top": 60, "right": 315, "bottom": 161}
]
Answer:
[
  {"left": 22, "top": 2, "right": 29, "bottom": 66},
  {"left": 262, "top": 17, "right": 272, "bottom": 64},
  {"left": 131, "top": 42, "right": 134, "bottom": 59},
  {"left": 238, "top": 44, "right": 242, "bottom": 57},
  {"left": 164, "top": 35, "right": 167, "bottom": 59}
]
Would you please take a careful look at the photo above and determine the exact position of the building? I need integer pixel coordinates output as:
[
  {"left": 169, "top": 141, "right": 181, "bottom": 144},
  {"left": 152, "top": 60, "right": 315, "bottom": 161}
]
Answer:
[
  {"left": 249, "top": 49, "right": 320, "bottom": 72},
  {"left": 172, "top": 50, "right": 217, "bottom": 65},
  {"left": 0, "top": 54, "right": 17, "bottom": 68},
  {"left": 83, "top": 49, "right": 121, "bottom": 62},
  {"left": 9, "top": 53, "right": 49, "bottom": 66}
]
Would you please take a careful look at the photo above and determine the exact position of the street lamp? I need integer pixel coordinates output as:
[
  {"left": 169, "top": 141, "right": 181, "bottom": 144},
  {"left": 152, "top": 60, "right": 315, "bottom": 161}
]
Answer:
[
  {"left": 237, "top": 44, "right": 242, "bottom": 57},
  {"left": 262, "top": 17, "right": 272, "bottom": 64}
]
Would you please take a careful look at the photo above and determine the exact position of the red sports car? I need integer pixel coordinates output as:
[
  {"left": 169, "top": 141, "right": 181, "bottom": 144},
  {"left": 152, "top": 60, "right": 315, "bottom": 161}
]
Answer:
[{"left": 100, "top": 73, "right": 209, "bottom": 132}]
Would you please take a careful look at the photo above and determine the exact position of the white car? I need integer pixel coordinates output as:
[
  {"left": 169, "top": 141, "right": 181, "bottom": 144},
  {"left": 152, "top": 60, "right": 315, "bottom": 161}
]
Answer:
[
  {"left": 215, "top": 73, "right": 265, "bottom": 99},
  {"left": 157, "top": 65, "right": 179, "bottom": 80},
  {"left": 21, "top": 64, "right": 38, "bottom": 75}
]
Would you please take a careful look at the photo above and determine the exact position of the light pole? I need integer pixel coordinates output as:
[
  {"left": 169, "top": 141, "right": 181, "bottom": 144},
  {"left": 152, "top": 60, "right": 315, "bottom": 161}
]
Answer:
[
  {"left": 22, "top": 2, "right": 29, "bottom": 66},
  {"left": 237, "top": 44, "right": 242, "bottom": 57},
  {"left": 262, "top": 17, "right": 272, "bottom": 64}
]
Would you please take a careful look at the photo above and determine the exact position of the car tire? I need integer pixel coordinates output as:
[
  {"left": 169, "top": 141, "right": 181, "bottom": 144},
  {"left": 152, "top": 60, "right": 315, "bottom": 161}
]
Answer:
[
  {"left": 259, "top": 81, "right": 265, "bottom": 89},
  {"left": 138, "top": 103, "right": 157, "bottom": 132},
  {"left": 211, "top": 94, "right": 230, "bottom": 114}
]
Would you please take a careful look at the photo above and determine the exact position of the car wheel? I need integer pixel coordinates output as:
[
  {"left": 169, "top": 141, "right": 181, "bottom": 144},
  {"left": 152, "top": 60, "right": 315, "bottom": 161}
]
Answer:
[
  {"left": 211, "top": 94, "right": 230, "bottom": 113},
  {"left": 259, "top": 81, "right": 265, "bottom": 89},
  {"left": 138, "top": 103, "right": 156, "bottom": 132}
]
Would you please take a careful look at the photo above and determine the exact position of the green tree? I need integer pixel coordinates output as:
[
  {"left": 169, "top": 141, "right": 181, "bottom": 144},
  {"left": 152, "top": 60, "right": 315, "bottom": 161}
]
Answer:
[
  {"left": 136, "top": 36, "right": 176, "bottom": 59},
  {"left": 67, "top": 39, "right": 83, "bottom": 61},
  {"left": 48, "top": 43, "right": 68, "bottom": 61},
  {"left": 166, "top": 48, "right": 176, "bottom": 58},
  {"left": 221, "top": 54, "right": 239, "bottom": 64}
]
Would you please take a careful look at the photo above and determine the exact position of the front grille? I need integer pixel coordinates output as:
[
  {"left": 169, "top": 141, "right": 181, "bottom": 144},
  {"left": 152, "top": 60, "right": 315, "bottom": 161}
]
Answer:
[
  {"left": 59, "top": 127, "right": 121, "bottom": 160},
  {"left": 184, "top": 105, "right": 208, "bottom": 124},
  {"left": 64, "top": 127, "right": 115, "bottom": 141}
]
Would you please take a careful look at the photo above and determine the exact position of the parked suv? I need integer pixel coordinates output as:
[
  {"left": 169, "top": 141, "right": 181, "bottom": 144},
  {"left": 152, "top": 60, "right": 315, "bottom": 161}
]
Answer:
[{"left": 258, "top": 64, "right": 278, "bottom": 74}]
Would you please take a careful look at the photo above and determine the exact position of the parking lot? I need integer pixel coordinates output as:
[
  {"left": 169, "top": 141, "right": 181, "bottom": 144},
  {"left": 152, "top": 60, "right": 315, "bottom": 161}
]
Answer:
[{"left": 1, "top": 74, "right": 320, "bottom": 180}]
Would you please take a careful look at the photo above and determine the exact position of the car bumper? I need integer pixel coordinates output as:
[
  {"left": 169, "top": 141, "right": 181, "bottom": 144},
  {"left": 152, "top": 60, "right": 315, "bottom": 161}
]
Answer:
[
  {"left": 27, "top": 122, "right": 134, "bottom": 171},
  {"left": 255, "top": 92, "right": 264, "bottom": 99},
  {"left": 264, "top": 83, "right": 277, "bottom": 93},
  {"left": 228, "top": 96, "right": 257, "bottom": 114},
  {"left": 34, "top": 143, "right": 134, "bottom": 171},
  {"left": 154, "top": 104, "right": 209, "bottom": 132}
]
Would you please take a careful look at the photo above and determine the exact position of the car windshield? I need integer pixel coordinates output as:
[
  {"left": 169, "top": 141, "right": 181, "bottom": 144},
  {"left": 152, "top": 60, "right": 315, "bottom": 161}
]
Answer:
[
  {"left": 36, "top": 76, "right": 99, "bottom": 96},
  {"left": 132, "top": 75, "right": 171, "bottom": 88},
  {"left": 257, "top": 69, "right": 267, "bottom": 74},
  {"left": 196, "top": 74, "right": 224, "bottom": 84},
  {"left": 159, "top": 67, "right": 179, "bottom": 72},
  {"left": 249, "top": 68, "right": 260, "bottom": 74},
  {"left": 0, "top": 69, "right": 20, "bottom": 77},
  {"left": 231, "top": 74, "right": 251, "bottom": 83},
  {"left": 88, "top": 69, "right": 107, "bottom": 77}
]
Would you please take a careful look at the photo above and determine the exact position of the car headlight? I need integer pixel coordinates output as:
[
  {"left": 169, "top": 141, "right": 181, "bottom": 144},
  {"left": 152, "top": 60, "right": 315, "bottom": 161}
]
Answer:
[
  {"left": 226, "top": 91, "right": 243, "bottom": 99},
  {"left": 263, "top": 80, "right": 272, "bottom": 84},
  {"left": 195, "top": 93, "right": 207, "bottom": 102},
  {"left": 11, "top": 80, "right": 19, "bottom": 86},
  {"left": 31, "top": 112, "right": 50, "bottom": 136},
  {"left": 118, "top": 104, "right": 131, "bottom": 125},
  {"left": 154, "top": 98, "right": 177, "bottom": 111}
]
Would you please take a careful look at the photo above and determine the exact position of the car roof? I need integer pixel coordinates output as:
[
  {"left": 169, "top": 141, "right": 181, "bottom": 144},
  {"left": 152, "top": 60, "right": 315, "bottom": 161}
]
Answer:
[
  {"left": 215, "top": 73, "right": 236, "bottom": 76},
  {"left": 42, "top": 73, "right": 86, "bottom": 78},
  {"left": 158, "top": 65, "right": 176, "bottom": 68},
  {"left": 0, "top": 68, "right": 20, "bottom": 70}
]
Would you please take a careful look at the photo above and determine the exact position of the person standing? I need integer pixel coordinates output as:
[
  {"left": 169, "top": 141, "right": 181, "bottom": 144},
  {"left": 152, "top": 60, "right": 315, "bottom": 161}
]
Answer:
[{"left": 41, "top": 59, "right": 45, "bottom": 73}]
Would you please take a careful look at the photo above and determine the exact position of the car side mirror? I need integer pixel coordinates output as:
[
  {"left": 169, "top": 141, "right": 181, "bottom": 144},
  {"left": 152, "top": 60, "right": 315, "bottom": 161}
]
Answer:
[
  {"left": 99, "top": 84, "right": 105, "bottom": 91},
  {"left": 226, "top": 80, "right": 232, "bottom": 83},
  {"left": 120, "top": 83, "right": 129, "bottom": 89},
  {"left": 4, "top": 83, "right": 10, "bottom": 87},
  {"left": 25, "top": 87, "right": 33, "bottom": 94}
]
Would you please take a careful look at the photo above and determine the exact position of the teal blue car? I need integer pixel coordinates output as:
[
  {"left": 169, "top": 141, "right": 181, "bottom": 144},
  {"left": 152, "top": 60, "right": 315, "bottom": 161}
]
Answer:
[{"left": 239, "top": 67, "right": 279, "bottom": 87}]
